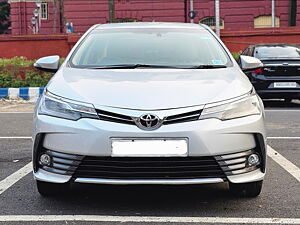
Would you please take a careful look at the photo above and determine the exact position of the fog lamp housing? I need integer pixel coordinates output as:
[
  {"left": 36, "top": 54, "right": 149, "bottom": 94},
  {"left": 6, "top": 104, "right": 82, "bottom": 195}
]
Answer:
[
  {"left": 39, "top": 153, "right": 51, "bottom": 166},
  {"left": 247, "top": 153, "right": 260, "bottom": 167}
]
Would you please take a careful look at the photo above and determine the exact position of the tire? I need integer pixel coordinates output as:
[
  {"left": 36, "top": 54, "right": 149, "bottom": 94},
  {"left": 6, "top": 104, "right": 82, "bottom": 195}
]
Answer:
[
  {"left": 36, "top": 180, "right": 70, "bottom": 197},
  {"left": 229, "top": 180, "right": 263, "bottom": 198}
]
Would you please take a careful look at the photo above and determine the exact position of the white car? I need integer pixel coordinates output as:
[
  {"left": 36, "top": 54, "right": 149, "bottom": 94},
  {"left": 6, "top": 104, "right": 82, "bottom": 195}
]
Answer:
[{"left": 33, "top": 22, "right": 266, "bottom": 197}]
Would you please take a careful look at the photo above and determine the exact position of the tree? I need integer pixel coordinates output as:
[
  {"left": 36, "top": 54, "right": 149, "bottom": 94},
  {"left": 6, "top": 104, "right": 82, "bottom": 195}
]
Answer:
[{"left": 0, "top": 0, "right": 10, "bottom": 34}]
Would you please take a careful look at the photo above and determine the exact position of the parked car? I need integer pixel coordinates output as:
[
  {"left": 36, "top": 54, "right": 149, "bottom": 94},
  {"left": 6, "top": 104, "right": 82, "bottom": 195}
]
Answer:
[
  {"left": 33, "top": 22, "right": 266, "bottom": 198},
  {"left": 240, "top": 44, "right": 300, "bottom": 102}
]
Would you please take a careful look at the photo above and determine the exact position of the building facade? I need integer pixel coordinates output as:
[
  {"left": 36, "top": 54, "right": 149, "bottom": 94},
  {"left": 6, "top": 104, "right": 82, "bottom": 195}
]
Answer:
[{"left": 8, "top": 0, "right": 300, "bottom": 35}]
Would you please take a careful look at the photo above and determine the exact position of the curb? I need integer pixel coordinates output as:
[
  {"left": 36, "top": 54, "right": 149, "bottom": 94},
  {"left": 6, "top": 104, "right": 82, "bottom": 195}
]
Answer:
[{"left": 0, "top": 87, "right": 44, "bottom": 101}]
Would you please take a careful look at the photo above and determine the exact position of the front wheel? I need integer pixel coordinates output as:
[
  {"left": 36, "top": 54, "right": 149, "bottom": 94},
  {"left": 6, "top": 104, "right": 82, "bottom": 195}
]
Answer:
[
  {"left": 36, "top": 180, "right": 70, "bottom": 197},
  {"left": 229, "top": 180, "right": 263, "bottom": 198}
]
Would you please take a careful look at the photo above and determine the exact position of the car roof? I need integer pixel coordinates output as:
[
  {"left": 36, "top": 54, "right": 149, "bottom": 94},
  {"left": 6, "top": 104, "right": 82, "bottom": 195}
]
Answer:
[
  {"left": 252, "top": 43, "right": 300, "bottom": 48},
  {"left": 94, "top": 22, "right": 207, "bottom": 30}
]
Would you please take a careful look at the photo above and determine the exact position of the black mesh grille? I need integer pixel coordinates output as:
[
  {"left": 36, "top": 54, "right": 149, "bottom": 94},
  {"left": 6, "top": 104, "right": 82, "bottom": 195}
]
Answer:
[{"left": 73, "top": 156, "right": 226, "bottom": 180}]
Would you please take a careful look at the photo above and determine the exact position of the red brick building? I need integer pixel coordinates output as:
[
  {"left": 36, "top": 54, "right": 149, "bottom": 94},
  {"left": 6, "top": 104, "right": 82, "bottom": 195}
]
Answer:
[{"left": 8, "top": 0, "right": 300, "bottom": 35}]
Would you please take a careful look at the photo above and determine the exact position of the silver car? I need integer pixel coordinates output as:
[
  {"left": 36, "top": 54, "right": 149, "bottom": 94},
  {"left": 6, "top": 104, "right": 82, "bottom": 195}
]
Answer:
[{"left": 33, "top": 22, "right": 266, "bottom": 197}]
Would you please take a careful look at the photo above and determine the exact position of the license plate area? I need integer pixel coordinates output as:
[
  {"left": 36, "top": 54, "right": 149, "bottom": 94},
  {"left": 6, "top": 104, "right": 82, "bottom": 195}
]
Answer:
[
  {"left": 111, "top": 138, "right": 188, "bottom": 157},
  {"left": 274, "top": 82, "right": 297, "bottom": 88}
]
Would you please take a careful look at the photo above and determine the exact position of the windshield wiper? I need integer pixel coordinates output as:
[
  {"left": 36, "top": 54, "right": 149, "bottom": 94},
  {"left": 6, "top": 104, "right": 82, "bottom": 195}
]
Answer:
[
  {"left": 191, "top": 65, "right": 227, "bottom": 69},
  {"left": 86, "top": 64, "right": 184, "bottom": 69}
]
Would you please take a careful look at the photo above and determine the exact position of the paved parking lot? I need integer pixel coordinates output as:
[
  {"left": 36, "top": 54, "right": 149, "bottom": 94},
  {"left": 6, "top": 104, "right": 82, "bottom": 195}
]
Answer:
[{"left": 0, "top": 100, "right": 299, "bottom": 224}]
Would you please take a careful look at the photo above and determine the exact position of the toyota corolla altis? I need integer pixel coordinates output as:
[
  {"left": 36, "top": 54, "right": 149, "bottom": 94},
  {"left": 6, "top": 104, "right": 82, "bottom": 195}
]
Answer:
[{"left": 33, "top": 22, "right": 266, "bottom": 197}]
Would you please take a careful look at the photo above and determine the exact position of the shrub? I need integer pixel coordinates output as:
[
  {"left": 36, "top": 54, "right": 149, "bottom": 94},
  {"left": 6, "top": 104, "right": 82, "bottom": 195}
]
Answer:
[
  {"left": 0, "top": 57, "right": 53, "bottom": 88},
  {"left": 231, "top": 52, "right": 241, "bottom": 62},
  {"left": 0, "top": 56, "right": 35, "bottom": 67}
]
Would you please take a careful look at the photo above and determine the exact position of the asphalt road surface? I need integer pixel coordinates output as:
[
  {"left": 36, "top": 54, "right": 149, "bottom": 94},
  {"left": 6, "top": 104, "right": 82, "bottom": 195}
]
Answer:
[{"left": 0, "top": 100, "right": 299, "bottom": 225}]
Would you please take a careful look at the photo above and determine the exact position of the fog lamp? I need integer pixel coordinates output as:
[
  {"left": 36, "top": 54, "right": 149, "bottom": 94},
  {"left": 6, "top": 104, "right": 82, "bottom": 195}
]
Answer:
[
  {"left": 39, "top": 153, "right": 51, "bottom": 166},
  {"left": 247, "top": 153, "right": 260, "bottom": 167}
]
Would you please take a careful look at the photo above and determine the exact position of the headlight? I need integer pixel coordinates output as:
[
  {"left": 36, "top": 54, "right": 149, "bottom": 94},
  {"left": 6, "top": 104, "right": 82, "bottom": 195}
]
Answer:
[
  {"left": 38, "top": 91, "right": 98, "bottom": 121},
  {"left": 200, "top": 90, "right": 263, "bottom": 120}
]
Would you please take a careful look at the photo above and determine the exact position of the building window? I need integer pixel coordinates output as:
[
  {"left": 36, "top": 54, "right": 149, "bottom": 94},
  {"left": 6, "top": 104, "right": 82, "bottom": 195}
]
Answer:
[
  {"left": 199, "top": 17, "right": 224, "bottom": 29},
  {"left": 254, "top": 15, "right": 280, "bottom": 28},
  {"left": 40, "top": 3, "right": 48, "bottom": 20}
]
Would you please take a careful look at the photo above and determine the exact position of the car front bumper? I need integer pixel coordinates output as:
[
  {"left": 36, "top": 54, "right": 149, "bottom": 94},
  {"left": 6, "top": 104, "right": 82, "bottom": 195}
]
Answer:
[{"left": 33, "top": 113, "right": 266, "bottom": 185}]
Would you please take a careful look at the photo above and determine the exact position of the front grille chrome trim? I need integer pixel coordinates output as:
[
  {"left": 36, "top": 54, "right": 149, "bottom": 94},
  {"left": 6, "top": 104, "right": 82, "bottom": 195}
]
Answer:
[
  {"left": 74, "top": 177, "right": 224, "bottom": 185},
  {"left": 96, "top": 107, "right": 202, "bottom": 127},
  {"left": 163, "top": 110, "right": 202, "bottom": 125}
]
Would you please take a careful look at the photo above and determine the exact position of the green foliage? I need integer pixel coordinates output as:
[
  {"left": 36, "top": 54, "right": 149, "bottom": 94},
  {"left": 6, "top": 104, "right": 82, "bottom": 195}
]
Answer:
[
  {"left": 0, "top": 70, "right": 52, "bottom": 88},
  {"left": 0, "top": 1, "right": 10, "bottom": 34},
  {"left": 0, "top": 57, "right": 35, "bottom": 67},
  {"left": 0, "top": 57, "right": 53, "bottom": 88},
  {"left": 231, "top": 52, "right": 241, "bottom": 62}
]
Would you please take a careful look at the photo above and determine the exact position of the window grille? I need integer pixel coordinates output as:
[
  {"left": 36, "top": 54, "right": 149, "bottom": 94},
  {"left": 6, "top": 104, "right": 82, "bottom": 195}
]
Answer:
[
  {"left": 254, "top": 15, "right": 280, "bottom": 28},
  {"left": 199, "top": 17, "right": 224, "bottom": 29},
  {"left": 40, "top": 3, "right": 48, "bottom": 20}
]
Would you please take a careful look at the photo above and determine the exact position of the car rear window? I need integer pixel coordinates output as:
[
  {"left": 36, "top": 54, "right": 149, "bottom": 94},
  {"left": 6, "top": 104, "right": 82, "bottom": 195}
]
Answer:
[{"left": 254, "top": 45, "right": 300, "bottom": 59}]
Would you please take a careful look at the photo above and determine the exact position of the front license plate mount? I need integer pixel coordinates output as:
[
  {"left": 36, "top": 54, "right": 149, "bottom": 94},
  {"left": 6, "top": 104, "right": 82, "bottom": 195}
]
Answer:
[{"left": 111, "top": 138, "right": 188, "bottom": 157}]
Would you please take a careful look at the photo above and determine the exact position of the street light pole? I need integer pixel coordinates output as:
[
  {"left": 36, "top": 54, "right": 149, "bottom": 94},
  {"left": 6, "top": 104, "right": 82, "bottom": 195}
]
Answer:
[
  {"left": 190, "top": 0, "right": 194, "bottom": 23},
  {"left": 272, "top": 0, "right": 276, "bottom": 27},
  {"left": 215, "top": 0, "right": 220, "bottom": 37}
]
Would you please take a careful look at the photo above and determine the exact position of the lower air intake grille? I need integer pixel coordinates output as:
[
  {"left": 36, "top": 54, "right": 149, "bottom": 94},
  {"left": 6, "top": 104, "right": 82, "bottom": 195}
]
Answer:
[{"left": 73, "top": 156, "right": 226, "bottom": 180}]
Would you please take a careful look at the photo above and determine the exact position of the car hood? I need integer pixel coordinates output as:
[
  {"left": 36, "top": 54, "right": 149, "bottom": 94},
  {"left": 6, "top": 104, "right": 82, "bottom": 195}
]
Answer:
[{"left": 47, "top": 67, "right": 252, "bottom": 110}]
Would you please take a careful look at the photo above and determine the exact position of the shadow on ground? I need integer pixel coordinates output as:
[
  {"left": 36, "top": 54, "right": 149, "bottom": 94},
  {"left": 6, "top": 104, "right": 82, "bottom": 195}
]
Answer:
[
  {"left": 32, "top": 183, "right": 253, "bottom": 216},
  {"left": 263, "top": 99, "right": 300, "bottom": 108}
]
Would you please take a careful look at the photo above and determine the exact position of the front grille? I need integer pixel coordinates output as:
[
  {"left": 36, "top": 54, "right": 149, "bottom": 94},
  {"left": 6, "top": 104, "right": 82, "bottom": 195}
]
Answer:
[
  {"left": 73, "top": 156, "right": 226, "bottom": 180},
  {"left": 96, "top": 109, "right": 202, "bottom": 127},
  {"left": 96, "top": 109, "right": 135, "bottom": 125},
  {"left": 163, "top": 110, "right": 202, "bottom": 125}
]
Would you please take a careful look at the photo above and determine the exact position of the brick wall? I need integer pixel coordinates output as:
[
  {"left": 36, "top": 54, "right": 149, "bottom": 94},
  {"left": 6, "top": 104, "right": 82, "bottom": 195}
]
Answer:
[
  {"left": 8, "top": 0, "right": 300, "bottom": 35},
  {"left": 1, "top": 27, "right": 300, "bottom": 59}
]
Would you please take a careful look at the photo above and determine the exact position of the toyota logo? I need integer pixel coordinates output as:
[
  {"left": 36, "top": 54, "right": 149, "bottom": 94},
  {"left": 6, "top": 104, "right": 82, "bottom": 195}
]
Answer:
[{"left": 137, "top": 114, "right": 161, "bottom": 130}]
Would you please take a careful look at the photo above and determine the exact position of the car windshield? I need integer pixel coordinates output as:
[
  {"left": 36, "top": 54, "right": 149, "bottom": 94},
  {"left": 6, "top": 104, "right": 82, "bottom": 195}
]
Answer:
[
  {"left": 70, "top": 28, "right": 231, "bottom": 68},
  {"left": 254, "top": 45, "right": 300, "bottom": 59}
]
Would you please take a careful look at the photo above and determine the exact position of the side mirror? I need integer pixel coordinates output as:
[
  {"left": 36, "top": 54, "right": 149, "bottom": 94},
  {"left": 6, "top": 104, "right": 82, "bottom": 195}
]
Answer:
[
  {"left": 34, "top": 55, "right": 60, "bottom": 73},
  {"left": 239, "top": 55, "right": 263, "bottom": 72}
]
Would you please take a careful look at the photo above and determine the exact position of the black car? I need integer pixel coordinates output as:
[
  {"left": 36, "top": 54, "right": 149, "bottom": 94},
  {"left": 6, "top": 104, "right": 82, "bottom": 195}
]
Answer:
[{"left": 240, "top": 44, "right": 300, "bottom": 102}]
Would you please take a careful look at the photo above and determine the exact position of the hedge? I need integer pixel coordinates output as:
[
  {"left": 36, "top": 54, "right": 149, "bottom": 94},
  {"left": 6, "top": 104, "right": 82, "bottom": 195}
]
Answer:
[{"left": 0, "top": 57, "right": 53, "bottom": 88}]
